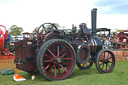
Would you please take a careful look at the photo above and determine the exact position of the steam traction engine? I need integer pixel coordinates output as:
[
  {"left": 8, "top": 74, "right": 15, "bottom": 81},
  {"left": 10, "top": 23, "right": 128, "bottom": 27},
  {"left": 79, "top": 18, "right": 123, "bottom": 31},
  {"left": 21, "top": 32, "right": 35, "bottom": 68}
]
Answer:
[{"left": 13, "top": 9, "right": 116, "bottom": 81}]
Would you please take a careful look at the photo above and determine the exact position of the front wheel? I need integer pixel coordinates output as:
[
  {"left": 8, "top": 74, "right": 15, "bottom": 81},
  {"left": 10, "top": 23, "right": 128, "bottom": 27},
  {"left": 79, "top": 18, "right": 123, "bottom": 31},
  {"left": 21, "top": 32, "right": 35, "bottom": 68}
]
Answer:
[
  {"left": 36, "top": 39, "right": 76, "bottom": 81},
  {"left": 95, "top": 49, "right": 116, "bottom": 73}
]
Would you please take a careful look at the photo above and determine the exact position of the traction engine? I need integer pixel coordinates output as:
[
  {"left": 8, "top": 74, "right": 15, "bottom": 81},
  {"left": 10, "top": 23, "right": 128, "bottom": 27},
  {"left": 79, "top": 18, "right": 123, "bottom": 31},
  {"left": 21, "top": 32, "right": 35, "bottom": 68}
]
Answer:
[{"left": 12, "top": 8, "right": 116, "bottom": 81}]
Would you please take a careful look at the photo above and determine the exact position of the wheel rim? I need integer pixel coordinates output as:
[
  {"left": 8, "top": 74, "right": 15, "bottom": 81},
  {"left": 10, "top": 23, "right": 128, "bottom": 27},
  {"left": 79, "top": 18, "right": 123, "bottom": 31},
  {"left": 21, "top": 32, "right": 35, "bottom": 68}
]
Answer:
[
  {"left": 42, "top": 41, "right": 75, "bottom": 80},
  {"left": 98, "top": 51, "right": 115, "bottom": 73}
]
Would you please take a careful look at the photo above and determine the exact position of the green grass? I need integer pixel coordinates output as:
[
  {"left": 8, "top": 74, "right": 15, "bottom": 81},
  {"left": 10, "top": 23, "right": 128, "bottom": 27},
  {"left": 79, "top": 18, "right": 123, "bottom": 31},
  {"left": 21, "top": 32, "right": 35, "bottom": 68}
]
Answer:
[{"left": 0, "top": 60, "right": 128, "bottom": 85}]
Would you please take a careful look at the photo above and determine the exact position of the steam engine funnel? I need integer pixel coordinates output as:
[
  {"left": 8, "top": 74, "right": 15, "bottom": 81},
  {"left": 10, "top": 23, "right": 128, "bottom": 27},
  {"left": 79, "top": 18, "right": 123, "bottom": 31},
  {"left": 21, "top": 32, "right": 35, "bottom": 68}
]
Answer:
[{"left": 91, "top": 8, "right": 97, "bottom": 37}]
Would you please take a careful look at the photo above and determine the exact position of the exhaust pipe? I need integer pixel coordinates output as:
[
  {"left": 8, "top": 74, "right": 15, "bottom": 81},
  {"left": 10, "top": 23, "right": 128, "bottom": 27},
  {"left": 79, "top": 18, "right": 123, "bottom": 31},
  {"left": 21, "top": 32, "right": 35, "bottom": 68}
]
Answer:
[{"left": 91, "top": 8, "right": 97, "bottom": 37}]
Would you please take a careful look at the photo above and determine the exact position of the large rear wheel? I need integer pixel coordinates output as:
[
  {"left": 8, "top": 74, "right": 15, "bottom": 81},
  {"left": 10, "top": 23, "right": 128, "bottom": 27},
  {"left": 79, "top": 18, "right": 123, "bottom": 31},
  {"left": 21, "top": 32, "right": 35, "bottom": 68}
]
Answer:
[{"left": 36, "top": 39, "right": 76, "bottom": 81}]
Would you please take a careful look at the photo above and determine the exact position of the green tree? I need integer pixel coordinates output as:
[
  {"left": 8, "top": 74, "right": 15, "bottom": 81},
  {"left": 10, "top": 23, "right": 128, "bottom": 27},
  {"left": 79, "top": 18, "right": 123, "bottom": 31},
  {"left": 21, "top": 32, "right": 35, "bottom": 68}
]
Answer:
[
  {"left": 9, "top": 25, "right": 23, "bottom": 36},
  {"left": 53, "top": 23, "right": 61, "bottom": 28}
]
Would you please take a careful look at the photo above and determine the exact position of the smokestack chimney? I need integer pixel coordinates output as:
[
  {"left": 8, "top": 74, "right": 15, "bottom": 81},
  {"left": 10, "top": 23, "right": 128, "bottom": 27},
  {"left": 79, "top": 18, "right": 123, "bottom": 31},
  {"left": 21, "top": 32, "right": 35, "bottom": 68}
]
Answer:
[{"left": 91, "top": 8, "right": 97, "bottom": 37}]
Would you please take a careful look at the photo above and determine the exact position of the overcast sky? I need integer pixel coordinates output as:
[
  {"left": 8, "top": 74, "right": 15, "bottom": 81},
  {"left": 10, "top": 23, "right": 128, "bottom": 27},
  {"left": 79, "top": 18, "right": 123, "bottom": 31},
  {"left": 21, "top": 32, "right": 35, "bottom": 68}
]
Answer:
[{"left": 0, "top": 0, "right": 128, "bottom": 32}]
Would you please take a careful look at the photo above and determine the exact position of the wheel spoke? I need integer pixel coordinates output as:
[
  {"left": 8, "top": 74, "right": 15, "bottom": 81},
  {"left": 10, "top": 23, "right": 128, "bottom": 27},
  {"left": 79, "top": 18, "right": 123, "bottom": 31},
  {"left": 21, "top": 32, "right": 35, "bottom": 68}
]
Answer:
[
  {"left": 63, "top": 58, "right": 72, "bottom": 60},
  {"left": 60, "top": 46, "right": 66, "bottom": 55},
  {"left": 108, "top": 57, "right": 112, "bottom": 59},
  {"left": 54, "top": 66, "right": 57, "bottom": 77},
  {"left": 106, "top": 63, "right": 108, "bottom": 70},
  {"left": 105, "top": 52, "right": 107, "bottom": 59},
  {"left": 99, "top": 55, "right": 102, "bottom": 60},
  {"left": 44, "top": 54, "right": 51, "bottom": 59},
  {"left": 45, "top": 63, "right": 51, "bottom": 70},
  {"left": 104, "top": 52, "right": 105, "bottom": 59},
  {"left": 107, "top": 64, "right": 111, "bottom": 68},
  {"left": 59, "top": 64, "right": 68, "bottom": 72},
  {"left": 101, "top": 53, "right": 104, "bottom": 59},
  {"left": 99, "top": 63, "right": 103, "bottom": 66},
  {"left": 57, "top": 45, "right": 59, "bottom": 56},
  {"left": 107, "top": 53, "right": 109, "bottom": 58},
  {"left": 43, "top": 60, "right": 52, "bottom": 62},
  {"left": 48, "top": 64, "right": 55, "bottom": 74},
  {"left": 47, "top": 49, "right": 56, "bottom": 58},
  {"left": 61, "top": 52, "right": 68, "bottom": 58},
  {"left": 102, "top": 63, "right": 104, "bottom": 69},
  {"left": 58, "top": 64, "right": 60, "bottom": 75},
  {"left": 61, "top": 61, "right": 68, "bottom": 66}
]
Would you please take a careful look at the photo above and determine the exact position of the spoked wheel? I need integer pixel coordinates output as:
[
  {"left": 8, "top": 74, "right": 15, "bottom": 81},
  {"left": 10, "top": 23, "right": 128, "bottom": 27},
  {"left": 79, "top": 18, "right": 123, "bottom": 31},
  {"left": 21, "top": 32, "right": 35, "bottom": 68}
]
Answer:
[
  {"left": 95, "top": 49, "right": 116, "bottom": 73},
  {"left": 76, "top": 56, "right": 93, "bottom": 70},
  {"left": 36, "top": 39, "right": 76, "bottom": 81}
]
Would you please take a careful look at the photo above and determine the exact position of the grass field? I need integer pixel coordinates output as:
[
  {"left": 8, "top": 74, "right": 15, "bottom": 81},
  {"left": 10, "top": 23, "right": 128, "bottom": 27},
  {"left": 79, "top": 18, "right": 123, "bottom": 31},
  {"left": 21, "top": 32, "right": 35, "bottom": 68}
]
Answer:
[{"left": 0, "top": 60, "right": 128, "bottom": 85}]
